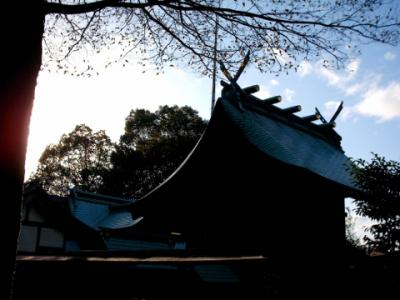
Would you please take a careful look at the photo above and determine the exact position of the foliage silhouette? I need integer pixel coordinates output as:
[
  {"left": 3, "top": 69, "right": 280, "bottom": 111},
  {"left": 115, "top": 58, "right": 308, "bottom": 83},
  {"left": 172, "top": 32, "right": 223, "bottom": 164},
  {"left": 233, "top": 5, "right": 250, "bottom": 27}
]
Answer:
[
  {"left": 30, "top": 105, "right": 207, "bottom": 199},
  {"left": 352, "top": 154, "right": 400, "bottom": 253},
  {"left": 41, "top": 1, "right": 400, "bottom": 76},
  {"left": 102, "top": 105, "right": 207, "bottom": 198},
  {"left": 30, "top": 124, "right": 114, "bottom": 196}
]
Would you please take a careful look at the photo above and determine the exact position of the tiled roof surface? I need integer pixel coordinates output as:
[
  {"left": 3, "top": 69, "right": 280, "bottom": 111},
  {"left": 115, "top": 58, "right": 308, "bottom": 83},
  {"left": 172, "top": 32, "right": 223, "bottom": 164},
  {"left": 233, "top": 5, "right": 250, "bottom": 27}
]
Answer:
[
  {"left": 99, "top": 213, "right": 142, "bottom": 229},
  {"left": 69, "top": 190, "right": 141, "bottom": 230},
  {"left": 220, "top": 86, "right": 356, "bottom": 189}
]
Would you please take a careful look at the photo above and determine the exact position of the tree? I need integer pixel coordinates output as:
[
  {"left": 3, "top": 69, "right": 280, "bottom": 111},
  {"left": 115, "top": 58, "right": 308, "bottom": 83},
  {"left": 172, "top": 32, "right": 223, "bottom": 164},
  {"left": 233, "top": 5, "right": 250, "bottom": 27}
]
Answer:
[
  {"left": 102, "top": 105, "right": 207, "bottom": 198},
  {"left": 42, "top": 1, "right": 400, "bottom": 76},
  {"left": 352, "top": 154, "right": 400, "bottom": 253},
  {"left": 1, "top": 1, "right": 399, "bottom": 297},
  {"left": 30, "top": 124, "right": 114, "bottom": 196}
]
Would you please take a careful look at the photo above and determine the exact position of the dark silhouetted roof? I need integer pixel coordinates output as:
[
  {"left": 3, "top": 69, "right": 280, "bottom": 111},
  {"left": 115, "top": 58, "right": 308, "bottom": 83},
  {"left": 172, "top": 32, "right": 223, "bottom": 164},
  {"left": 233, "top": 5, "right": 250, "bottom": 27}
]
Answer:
[
  {"left": 68, "top": 188, "right": 142, "bottom": 230},
  {"left": 220, "top": 87, "right": 356, "bottom": 189}
]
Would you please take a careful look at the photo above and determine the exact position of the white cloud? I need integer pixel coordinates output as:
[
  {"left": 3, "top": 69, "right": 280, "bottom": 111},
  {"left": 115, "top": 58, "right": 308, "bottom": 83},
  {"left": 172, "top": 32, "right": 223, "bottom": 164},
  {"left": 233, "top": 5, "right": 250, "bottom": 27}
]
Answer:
[
  {"left": 319, "top": 67, "right": 342, "bottom": 86},
  {"left": 355, "top": 82, "right": 400, "bottom": 122},
  {"left": 283, "top": 88, "right": 295, "bottom": 103},
  {"left": 384, "top": 51, "right": 396, "bottom": 61},
  {"left": 269, "top": 79, "right": 279, "bottom": 86},
  {"left": 296, "top": 59, "right": 364, "bottom": 98},
  {"left": 298, "top": 61, "right": 313, "bottom": 77},
  {"left": 346, "top": 59, "right": 360, "bottom": 74},
  {"left": 272, "top": 48, "right": 290, "bottom": 64},
  {"left": 318, "top": 59, "right": 360, "bottom": 88},
  {"left": 341, "top": 107, "right": 357, "bottom": 121},
  {"left": 293, "top": 56, "right": 400, "bottom": 124},
  {"left": 345, "top": 73, "right": 382, "bottom": 97},
  {"left": 324, "top": 101, "right": 342, "bottom": 116},
  {"left": 294, "top": 59, "right": 400, "bottom": 123},
  {"left": 256, "top": 84, "right": 272, "bottom": 99},
  {"left": 323, "top": 100, "right": 356, "bottom": 122},
  {"left": 345, "top": 83, "right": 364, "bottom": 96}
]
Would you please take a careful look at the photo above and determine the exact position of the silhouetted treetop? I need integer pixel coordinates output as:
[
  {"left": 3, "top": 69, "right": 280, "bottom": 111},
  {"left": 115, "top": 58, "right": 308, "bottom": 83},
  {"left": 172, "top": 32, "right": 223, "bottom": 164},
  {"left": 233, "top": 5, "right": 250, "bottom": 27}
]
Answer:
[
  {"left": 28, "top": 106, "right": 206, "bottom": 198},
  {"left": 352, "top": 154, "right": 400, "bottom": 253},
  {"left": 30, "top": 124, "right": 114, "bottom": 196},
  {"left": 121, "top": 105, "right": 206, "bottom": 148},
  {"left": 102, "top": 105, "right": 207, "bottom": 198},
  {"left": 41, "top": 0, "right": 400, "bottom": 75}
]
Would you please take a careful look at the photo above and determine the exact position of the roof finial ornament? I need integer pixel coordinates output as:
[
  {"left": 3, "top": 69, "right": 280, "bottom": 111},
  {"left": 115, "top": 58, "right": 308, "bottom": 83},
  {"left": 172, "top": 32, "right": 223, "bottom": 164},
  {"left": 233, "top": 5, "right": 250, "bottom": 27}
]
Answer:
[
  {"left": 219, "top": 50, "right": 254, "bottom": 101},
  {"left": 328, "top": 101, "right": 343, "bottom": 124},
  {"left": 315, "top": 107, "right": 328, "bottom": 124},
  {"left": 315, "top": 101, "right": 343, "bottom": 128},
  {"left": 219, "top": 50, "right": 250, "bottom": 85}
]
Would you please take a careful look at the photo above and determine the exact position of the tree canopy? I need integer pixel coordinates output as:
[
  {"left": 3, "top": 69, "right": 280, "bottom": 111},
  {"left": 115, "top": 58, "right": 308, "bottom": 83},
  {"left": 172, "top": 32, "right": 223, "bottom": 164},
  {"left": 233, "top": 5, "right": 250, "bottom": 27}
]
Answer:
[
  {"left": 42, "top": 0, "right": 400, "bottom": 76},
  {"left": 30, "top": 124, "right": 114, "bottom": 196},
  {"left": 102, "top": 105, "right": 207, "bottom": 198},
  {"left": 30, "top": 105, "right": 207, "bottom": 198},
  {"left": 352, "top": 154, "right": 400, "bottom": 253}
]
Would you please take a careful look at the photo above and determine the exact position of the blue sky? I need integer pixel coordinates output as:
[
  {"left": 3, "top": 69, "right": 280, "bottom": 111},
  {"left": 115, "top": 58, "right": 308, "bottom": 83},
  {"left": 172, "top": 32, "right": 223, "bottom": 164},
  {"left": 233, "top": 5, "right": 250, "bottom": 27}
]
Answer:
[{"left": 242, "top": 43, "right": 400, "bottom": 164}]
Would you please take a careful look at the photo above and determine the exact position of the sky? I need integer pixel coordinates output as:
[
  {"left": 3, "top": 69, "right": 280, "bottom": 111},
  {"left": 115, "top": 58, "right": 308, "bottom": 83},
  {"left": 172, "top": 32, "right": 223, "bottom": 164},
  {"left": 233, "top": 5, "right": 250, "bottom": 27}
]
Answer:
[{"left": 26, "top": 37, "right": 400, "bottom": 239}]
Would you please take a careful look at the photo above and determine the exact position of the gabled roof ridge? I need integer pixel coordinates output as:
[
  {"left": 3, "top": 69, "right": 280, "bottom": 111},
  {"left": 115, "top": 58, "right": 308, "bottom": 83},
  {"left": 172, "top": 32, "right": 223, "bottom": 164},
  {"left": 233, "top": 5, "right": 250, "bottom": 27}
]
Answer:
[
  {"left": 70, "top": 188, "right": 135, "bottom": 206},
  {"left": 220, "top": 81, "right": 343, "bottom": 149}
]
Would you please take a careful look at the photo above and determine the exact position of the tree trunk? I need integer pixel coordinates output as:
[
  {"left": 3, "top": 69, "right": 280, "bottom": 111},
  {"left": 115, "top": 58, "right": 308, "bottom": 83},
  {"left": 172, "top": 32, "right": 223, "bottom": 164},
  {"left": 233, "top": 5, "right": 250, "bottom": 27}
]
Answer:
[{"left": 0, "top": 4, "right": 45, "bottom": 299}]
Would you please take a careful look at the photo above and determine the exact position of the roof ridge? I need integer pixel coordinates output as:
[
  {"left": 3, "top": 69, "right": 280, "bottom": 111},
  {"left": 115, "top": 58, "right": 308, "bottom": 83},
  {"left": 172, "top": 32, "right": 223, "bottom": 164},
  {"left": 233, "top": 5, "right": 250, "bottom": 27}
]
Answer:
[
  {"left": 70, "top": 188, "right": 135, "bottom": 206},
  {"left": 220, "top": 80, "right": 343, "bottom": 149}
]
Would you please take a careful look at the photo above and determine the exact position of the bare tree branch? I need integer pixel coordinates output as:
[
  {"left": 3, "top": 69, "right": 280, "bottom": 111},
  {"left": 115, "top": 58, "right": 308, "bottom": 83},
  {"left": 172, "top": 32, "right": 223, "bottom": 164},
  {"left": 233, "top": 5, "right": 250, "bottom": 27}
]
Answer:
[{"left": 42, "top": 0, "right": 400, "bottom": 75}]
